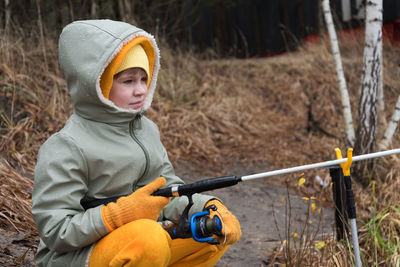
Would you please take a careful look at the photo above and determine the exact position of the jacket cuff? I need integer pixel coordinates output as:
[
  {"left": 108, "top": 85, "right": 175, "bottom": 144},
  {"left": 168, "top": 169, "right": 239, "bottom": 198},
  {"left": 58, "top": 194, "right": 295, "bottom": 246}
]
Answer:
[
  {"left": 189, "top": 194, "right": 221, "bottom": 217},
  {"left": 92, "top": 205, "right": 112, "bottom": 234}
]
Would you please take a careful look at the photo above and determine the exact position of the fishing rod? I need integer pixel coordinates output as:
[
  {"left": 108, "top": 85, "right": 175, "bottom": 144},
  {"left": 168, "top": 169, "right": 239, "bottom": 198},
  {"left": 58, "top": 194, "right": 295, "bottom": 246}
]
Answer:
[
  {"left": 152, "top": 148, "right": 400, "bottom": 249},
  {"left": 153, "top": 148, "right": 400, "bottom": 197}
]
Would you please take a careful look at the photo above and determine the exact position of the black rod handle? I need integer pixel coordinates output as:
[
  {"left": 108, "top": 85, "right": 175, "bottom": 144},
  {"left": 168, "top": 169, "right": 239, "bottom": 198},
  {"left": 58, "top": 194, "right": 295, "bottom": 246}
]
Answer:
[{"left": 152, "top": 176, "right": 242, "bottom": 197}]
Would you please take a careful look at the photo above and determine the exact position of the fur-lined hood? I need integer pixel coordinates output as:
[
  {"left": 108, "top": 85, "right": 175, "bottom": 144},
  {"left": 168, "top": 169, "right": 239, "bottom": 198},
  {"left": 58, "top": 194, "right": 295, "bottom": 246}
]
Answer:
[{"left": 58, "top": 20, "right": 160, "bottom": 123}]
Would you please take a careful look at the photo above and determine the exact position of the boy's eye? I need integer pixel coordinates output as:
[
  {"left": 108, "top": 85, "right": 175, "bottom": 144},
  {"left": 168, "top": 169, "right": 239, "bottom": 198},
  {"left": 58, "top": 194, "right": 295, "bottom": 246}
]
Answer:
[
  {"left": 141, "top": 77, "right": 147, "bottom": 82},
  {"left": 123, "top": 79, "right": 132, "bottom": 84}
]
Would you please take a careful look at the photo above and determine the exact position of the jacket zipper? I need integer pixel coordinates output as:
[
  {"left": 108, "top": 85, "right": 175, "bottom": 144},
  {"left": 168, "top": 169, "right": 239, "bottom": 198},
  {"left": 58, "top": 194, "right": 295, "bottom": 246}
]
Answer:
[{"left": 129, "top": 115, "right": 150, "bottom": 184}]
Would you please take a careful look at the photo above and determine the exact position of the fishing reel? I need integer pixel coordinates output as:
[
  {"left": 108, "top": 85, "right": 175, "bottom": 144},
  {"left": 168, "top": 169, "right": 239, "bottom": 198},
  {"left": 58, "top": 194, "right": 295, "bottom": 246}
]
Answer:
[{"left": 168, "top": 194, "right": 223, "bottom": 245}]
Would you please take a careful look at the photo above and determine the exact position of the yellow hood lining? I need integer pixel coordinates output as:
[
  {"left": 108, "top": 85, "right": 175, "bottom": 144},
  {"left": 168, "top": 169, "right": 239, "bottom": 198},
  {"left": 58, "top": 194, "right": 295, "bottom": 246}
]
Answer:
[{"left": 100, "top": 37, "right": 155, "bottom": 99}]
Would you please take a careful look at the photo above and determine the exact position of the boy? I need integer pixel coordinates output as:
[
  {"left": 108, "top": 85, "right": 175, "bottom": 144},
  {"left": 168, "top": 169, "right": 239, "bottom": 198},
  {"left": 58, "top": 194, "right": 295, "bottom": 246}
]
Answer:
[{"left": 32, "top": 19, "right": 241, "bottom": 267}]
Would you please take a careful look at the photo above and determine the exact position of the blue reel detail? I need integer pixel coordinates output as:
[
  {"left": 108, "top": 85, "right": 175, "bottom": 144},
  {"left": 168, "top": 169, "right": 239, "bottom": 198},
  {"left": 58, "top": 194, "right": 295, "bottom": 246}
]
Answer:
[
  {"left": 166, "top": 195, "right": 222, "bottom": 245},
  {"left": 190, "top": 209, "right": 222, "bottom": 244},
  {"left": 191, "top": 210, "right": 211, "bottom": 243}
]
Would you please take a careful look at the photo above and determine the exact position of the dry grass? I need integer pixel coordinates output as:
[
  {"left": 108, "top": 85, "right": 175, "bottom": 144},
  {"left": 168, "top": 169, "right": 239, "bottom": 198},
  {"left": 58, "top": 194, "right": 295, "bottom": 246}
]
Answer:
[
  {"left": 268, "top": 156, "right": 400, "bottom": 266},
  {"left": 0, "top": 159, "right": 34, "bottom": 231},
  {"left": 0, "top": 30, "right": 70, "bottom": 231},
  {"left": 1, "top": 28, "right": 400, "bottom": 265}
]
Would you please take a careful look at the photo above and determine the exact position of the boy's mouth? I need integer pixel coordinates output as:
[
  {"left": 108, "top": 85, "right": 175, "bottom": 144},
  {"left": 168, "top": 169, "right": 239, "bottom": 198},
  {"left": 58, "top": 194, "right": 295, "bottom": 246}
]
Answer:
[{"left": 129, "top": 100, "right": 143, "bottom": 109}]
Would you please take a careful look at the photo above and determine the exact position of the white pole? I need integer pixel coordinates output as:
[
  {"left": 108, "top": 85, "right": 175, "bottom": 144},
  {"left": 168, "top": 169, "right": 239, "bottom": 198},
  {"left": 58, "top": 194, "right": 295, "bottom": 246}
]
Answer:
[
  {"left": 350, "top": 219, "right": 362, "bottom": 267},
  {"left": 240, "top": 148, "right": 400, "bottom": 267},
  {"left": 241, "top": 148, "right": 400, "bottom": 181}
]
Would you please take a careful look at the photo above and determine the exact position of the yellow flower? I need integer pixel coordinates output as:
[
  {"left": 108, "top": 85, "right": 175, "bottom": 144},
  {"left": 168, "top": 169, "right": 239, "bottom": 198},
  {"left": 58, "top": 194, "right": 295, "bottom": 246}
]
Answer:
[
  {"left": 302, "top": 197, "right": 310, "bottom": 201},
  {"left": 298, "top": 178, "right": 306, "bottom": 187},
  {"left": 311, "top": 203, "right": 317, "bottom": 214},
  {"left": 315, "top": 241, "right": 326, "bottom": 249},
  {"left": 292, "top": 232, "right": 298, "bottom": 238},
  {"left": 281, "top": 196, "right": 285, "bottom": 204}
]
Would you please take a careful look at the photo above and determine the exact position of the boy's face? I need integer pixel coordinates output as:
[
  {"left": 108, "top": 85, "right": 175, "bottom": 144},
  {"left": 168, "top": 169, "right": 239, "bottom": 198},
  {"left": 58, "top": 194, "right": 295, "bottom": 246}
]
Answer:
[{"left": 109, "top": 68, "right": 148, "bottom": 110}]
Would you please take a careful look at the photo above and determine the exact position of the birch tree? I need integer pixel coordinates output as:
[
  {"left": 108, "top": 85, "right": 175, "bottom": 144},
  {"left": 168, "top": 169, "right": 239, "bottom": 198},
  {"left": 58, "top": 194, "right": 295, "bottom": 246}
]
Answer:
[
  {"left": 322, "top": 0, "right": 355, "bottom": 146},
  {"left": 345, "top": 1, "right": 400, "bottom": 153},
  {"left": 379, "top": 96, "right": 400, "bottom": 150},
  {"left": 323, "top": 0, "right": 400, "bottom": 185},
  {"left": 353, "top": 0, "right": 382, "bottom": 184}
]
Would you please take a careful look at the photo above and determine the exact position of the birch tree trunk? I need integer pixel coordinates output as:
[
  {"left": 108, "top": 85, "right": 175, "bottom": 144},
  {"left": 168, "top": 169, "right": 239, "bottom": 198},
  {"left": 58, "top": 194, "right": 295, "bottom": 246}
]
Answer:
[
  {"left": 354, "top": 0, "right": 383, "bottom": 185},
  {"left": 377, "top": 38, "right": 386, "bottom": 139},
  {"left": 322, "top": 0, "right": 355, "bottom": 146},
  {"left": 355, "top": 0, "right": 365, "bottom": 19},
  {"left": 377, "top": 71, "right": 386, "bottom": 138},
  {"left": 379, "top": 95, "right": 400, "bottom": 150}
]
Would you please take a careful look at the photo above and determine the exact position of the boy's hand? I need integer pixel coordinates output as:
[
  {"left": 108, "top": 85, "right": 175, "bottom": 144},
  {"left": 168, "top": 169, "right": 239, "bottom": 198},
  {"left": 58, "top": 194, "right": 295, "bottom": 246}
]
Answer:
[
  {"left": 206, "top": 199, "right": 241, "bottom": 247},
  {"left": 102, "top": 177, "right": 170, "bottom": 231}
]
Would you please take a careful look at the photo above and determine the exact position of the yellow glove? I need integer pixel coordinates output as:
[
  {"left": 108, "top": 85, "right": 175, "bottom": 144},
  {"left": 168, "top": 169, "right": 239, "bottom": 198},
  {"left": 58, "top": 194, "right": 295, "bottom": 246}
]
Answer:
[
  {"left": 335, "top": 148, "right": 353, "bottom": 176},
  {"left": 206, "top": 199, "right": 241, "bottom": 246},
  {"left": 102, "top": 177, "right": 170, "bottom": 231}
]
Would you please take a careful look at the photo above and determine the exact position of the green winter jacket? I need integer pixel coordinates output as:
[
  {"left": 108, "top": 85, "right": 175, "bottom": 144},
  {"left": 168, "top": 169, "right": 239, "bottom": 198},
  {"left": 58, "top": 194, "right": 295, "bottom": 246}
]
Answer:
[{"left": 31, "top": 20, "right": 213, "bottom": 267}]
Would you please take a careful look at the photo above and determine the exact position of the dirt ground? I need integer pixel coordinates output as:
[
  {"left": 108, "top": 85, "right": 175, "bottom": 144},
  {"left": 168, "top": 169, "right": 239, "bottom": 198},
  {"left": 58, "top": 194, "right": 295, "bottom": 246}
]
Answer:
[
  {"left": 0, "top": 161, "right": 334, "bottom": 267},
  {"left": 177, "top": 161, "right": 335, "bottom": 267}
]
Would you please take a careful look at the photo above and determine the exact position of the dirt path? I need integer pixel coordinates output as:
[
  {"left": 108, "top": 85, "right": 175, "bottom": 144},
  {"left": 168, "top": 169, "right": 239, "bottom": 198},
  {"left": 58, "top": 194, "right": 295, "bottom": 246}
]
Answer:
[
  {"left": 175, "top": 162, "right": 335, "bottom": 267},
  {"left": 0, "top": 162, "right": 334, "bottom": 267}
]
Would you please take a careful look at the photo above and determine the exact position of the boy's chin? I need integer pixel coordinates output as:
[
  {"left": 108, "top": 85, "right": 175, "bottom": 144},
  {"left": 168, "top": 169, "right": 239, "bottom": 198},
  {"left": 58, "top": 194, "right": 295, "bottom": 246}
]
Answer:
[
  {"left": 127, "top": 104, "right": 143, "bottom": 110},
  {"left": 121, "top": 105, "right": 144, "bottom": 112}
]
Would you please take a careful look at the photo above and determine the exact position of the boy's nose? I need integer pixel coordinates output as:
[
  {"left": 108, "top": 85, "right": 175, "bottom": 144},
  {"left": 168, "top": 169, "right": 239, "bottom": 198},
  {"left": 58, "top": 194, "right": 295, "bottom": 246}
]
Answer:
[{"left": 133, "top": 84, "right": 147, "bottom": 96}]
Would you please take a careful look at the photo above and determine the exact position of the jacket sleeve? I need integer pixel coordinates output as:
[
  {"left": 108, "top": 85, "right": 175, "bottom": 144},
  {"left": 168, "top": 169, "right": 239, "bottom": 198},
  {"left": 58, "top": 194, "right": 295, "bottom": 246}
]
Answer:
[
  {"left": 158, "top": 144, "right": 217, "bottom": 223},
  {"left": 31, "top": 133, "right": 109, "bottom": 253}
]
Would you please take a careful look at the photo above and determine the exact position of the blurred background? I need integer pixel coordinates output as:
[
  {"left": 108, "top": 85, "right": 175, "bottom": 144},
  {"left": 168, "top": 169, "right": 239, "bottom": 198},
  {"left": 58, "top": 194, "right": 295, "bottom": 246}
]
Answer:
[{"left": 3, "top": 0, "right": 400, "bottom": 57}]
